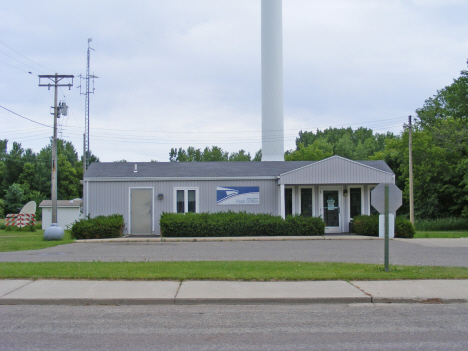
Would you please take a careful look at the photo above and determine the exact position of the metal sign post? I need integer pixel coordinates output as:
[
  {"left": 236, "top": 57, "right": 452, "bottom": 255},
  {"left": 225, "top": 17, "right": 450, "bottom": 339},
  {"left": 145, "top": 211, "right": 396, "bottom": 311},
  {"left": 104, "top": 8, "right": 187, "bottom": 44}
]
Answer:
[
  {"left": 371, "top": 183, "right": 402, "bottom": 272},
  {"left": 384, "top": 185, "right": 389, "bottom": 272}
]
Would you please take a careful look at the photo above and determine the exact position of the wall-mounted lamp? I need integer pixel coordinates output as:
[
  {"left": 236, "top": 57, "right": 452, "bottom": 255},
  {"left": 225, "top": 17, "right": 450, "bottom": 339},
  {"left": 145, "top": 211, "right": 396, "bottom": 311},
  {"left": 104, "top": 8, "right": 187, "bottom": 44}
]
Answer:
[
  {"left": 343, "top": 189, "right": 348, "bottom": 197},
  {"left": 158, "top": 193, "right": 164, "bottom": 200}
]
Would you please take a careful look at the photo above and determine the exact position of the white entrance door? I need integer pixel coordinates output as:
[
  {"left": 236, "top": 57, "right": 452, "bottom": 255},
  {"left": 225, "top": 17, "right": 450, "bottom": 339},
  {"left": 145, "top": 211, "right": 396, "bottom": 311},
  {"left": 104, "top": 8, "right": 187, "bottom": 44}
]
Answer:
[{"left": 320, "top": 187, "right": 342, "bottom": 233}]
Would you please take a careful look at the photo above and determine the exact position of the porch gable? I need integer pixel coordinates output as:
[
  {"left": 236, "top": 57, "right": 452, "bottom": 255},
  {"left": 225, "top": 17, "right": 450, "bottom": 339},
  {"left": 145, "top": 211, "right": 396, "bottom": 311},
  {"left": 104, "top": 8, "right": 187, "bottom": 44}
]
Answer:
[{"left": 278, "top": 155, "right": 394, "bottom": 185}]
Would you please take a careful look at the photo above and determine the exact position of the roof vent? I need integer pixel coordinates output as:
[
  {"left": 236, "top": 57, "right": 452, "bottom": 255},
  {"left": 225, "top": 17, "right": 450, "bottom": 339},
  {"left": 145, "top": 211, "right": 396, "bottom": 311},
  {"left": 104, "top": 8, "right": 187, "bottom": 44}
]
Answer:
[{"left": 134, "top": 164, "right": 138, "bottom": 173}]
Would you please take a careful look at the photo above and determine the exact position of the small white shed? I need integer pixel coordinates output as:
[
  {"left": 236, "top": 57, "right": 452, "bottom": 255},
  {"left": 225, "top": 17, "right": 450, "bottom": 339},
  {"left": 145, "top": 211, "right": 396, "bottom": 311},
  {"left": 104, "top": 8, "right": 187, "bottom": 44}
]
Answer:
[{"left": 39, "top": 199, "right": 83, "bottom": 230}]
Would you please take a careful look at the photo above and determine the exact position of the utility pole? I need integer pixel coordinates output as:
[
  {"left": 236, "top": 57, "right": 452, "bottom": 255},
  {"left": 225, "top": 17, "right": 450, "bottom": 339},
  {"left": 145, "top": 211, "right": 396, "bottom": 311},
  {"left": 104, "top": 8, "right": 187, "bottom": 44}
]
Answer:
[
  {"left": 80, "top": 38, "right": 98, "bottom": 173},
  {"left": 408, "top": 115, "right": 414, "bottom": 225},
  {"left": 39, "top": 74, "right": 74, "bottom": 228}
]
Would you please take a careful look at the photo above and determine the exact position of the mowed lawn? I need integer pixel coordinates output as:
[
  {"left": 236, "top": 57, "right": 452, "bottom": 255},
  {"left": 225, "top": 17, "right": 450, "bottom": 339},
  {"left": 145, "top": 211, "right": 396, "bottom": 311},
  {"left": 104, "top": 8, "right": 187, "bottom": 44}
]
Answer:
[
  {"left": 0, "top": 261, "right": 467, "bottom": 281},
  {"left": 414, "top": 231, "right": 468, "bottom": 238},
  {"left": 0, "top": 228, "right": 74, "bottom": 252}
]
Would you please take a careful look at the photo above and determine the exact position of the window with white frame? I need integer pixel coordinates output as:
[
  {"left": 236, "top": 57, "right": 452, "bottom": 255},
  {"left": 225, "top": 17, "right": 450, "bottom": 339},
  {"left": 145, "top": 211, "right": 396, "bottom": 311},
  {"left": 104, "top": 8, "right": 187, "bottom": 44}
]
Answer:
[{"left": 174, "top": 187, "right": 198, "bottom": 213}]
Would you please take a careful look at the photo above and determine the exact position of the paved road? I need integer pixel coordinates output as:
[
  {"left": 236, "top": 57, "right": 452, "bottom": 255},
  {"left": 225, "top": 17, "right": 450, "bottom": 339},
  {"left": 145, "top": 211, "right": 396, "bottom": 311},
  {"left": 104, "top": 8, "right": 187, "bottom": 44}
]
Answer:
[
  {"left": 0, "top": 239, "right": 467, "bottom": 266},
  {"left": 1, "top": 304, "right": 467, "bottom": 350}
]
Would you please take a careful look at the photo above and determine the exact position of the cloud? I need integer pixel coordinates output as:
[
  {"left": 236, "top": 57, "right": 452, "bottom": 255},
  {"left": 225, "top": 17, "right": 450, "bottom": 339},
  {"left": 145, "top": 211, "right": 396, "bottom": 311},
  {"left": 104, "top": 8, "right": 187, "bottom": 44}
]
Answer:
[{"left": 1, "top": 0, "right": 468, "bottom": 162}]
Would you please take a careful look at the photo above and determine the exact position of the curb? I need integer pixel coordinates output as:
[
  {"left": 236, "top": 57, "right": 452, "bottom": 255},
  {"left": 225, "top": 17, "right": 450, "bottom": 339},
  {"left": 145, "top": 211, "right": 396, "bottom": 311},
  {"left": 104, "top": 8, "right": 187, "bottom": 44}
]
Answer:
[
  {"left": 3, "top": 297, "right": 466, "bottom": 306},
  {"left": 371, "top": 297, "right": 467, "bottom": 304},
  {"left": 0, "top": 296, "right": 372, "bottom": 306},
  {"left": 76, "top": 235, "right": 383, "bottom": 243}
]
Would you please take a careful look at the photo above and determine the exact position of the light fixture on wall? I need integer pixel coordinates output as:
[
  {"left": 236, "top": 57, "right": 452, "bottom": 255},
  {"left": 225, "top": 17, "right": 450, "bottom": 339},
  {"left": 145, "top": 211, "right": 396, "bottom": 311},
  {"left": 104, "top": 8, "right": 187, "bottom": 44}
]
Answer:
[
  {"left": 343, "top": 189, "right": 348, "bottom": 197},
  {"left": 158, "top": 193, "right": 164, "bottom": 200}
]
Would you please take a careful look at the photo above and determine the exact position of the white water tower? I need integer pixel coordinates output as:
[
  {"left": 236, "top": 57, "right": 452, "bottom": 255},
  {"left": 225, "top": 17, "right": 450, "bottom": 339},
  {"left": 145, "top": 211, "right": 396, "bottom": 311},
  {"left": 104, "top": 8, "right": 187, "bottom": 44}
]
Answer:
[{"left": 261, "top": 0, "right": 284, "bottom": 161}]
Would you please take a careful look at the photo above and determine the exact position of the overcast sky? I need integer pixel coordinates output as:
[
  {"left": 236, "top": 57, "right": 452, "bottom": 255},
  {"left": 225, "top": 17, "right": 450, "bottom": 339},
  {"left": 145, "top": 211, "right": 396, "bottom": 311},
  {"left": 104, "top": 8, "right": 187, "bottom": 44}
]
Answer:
[{"left": 1, "top": 0, "right": 467, "bottom": 162}]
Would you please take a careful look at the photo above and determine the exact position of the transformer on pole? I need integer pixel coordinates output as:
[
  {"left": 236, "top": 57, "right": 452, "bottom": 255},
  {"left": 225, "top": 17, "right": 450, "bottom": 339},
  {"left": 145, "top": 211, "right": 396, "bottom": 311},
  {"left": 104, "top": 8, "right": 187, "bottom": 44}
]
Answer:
[{"left": 38, "top": 73, "right": 74, "bottom": 239}]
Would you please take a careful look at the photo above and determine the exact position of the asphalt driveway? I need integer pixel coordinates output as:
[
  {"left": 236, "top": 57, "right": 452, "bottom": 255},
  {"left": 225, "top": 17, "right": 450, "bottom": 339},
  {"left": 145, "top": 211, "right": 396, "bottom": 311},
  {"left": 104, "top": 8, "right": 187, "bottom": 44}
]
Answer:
[{"left": 0, "top": 238, "right": 467, "bottom": 267}]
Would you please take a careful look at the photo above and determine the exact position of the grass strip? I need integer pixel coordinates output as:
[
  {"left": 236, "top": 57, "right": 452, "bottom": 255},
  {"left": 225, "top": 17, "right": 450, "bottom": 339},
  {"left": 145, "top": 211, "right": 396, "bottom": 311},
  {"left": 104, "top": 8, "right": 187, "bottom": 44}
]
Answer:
[
  {"left": 0, "top": 230, "right": 74, "bottom": 252},
  {"left": 414, "top": 231, "right": 468, "bottom": 238},
  {"left": 0, "top": 261, "right": 467, "bottom": 281}
]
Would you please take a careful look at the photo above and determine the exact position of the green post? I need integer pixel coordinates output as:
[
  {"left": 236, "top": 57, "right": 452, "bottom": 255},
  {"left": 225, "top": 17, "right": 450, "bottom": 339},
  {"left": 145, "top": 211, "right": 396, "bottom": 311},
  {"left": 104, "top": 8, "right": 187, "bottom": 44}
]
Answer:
[{"left": 384, "top": 184, "right": 389, "bottom": 272}]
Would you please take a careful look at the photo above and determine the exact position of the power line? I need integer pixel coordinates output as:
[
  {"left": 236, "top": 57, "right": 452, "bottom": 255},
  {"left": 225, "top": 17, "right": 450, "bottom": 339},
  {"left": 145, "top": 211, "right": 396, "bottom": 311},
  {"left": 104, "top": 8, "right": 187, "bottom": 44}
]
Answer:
[
  {"left": 0, "top": 40, "right": 54, "bottom": 74},
  {"left": 0, "top": 60, "right": 33, "bottom": 74},
  {"left": 0, "top": 48, "right": 47, "bottom": 74},
  {"left": 0, "top": 105, "right": 53, "bottom": 128},
  {"left": 59, "top": 87, "right": 83, "bottom": 130},
  {"left": 59, "top": 116, "right": 404, "bottom": 135}
]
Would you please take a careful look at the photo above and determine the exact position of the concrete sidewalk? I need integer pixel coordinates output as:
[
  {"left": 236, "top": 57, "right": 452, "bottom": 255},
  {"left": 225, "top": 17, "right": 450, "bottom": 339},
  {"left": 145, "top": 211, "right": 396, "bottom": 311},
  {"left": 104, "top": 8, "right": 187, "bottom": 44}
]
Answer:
[{"left": 1, "top": 279, "right": 467, "bottom": 305}]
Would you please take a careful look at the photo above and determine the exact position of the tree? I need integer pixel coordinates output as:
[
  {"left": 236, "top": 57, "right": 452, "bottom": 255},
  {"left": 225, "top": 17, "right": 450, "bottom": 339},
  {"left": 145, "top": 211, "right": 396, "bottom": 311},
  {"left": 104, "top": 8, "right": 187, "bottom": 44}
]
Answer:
[
  {"left": 0, "top": 199, "right": 4, "bottom": 218},
  {"left": 169, "top": 148, "right": 187, "bottom": 162},
  {"left": 0, "top": 139, "right": 7, "bottom": 161},
  {"left": 18, "top": 163, "right": 36, "bottom": 190},
  {"left": 83, "top": 150, "right": 100, "bottom": 165},
  {"left": 0, "top": 139, "right": 94, "bottom": 208},
  {"left": 202, "top": 146, "right": 228, "bottom": 162},
  {"left": 416, "top": 70, "right": 468, "bottom": 128},
  {"left": 169, "top": 146, "right": 243, "bottom": 162},
  {"left": 285, "top": 138, "right": 333, "bottom": 161},
  {"left": 2, "top": 142, "right": 24, "bottom": 187},
  {"left": 292, "top": 127, "right": 390, "bottom": 161},
  {"left": 57, "top": 154, "right": 80, "bottom": 199},
  {"left": 253, "top": 149, "right": 262, "bottom": 161},
  {"left": 187, "top": 147, "right": 202, "bottom": 162},
  {"left": 229, "top": 149, "right": 251, "bottom": 161},
  {"left": 0, "top": 161, "right": 6, "bottom": 198},
  {"left": 4, "top": 183, "right": 25, "bottom": 214},
  {"left": 334, "top": 134, "right": 356, "bottom": 159}
]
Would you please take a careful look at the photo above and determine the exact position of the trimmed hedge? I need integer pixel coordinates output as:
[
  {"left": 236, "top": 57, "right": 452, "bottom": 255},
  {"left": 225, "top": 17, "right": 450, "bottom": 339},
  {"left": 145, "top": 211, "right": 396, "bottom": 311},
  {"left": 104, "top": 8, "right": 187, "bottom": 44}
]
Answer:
[
  {"left": 70, "top": 214, "right": 125, "bottom": 239},
  {"left": 159, "top": 211, "right": 325, "bottom": 237},
  {"left": 351, "top": 215, "right": 415, "bottom": 238}
]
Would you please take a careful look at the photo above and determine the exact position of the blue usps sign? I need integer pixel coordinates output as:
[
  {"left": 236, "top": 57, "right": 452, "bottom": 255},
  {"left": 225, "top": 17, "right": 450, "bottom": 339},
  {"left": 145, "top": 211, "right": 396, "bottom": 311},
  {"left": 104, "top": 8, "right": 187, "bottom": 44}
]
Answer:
[{"left": 217, "top": 187, "right": 260, "bottom": 205}]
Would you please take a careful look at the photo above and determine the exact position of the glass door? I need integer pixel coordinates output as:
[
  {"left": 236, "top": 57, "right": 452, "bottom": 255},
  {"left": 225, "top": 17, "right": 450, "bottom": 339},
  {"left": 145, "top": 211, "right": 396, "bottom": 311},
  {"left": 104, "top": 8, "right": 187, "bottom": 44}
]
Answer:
[{"left": 321, "top": 188, "right": 341, "bottom": 233}]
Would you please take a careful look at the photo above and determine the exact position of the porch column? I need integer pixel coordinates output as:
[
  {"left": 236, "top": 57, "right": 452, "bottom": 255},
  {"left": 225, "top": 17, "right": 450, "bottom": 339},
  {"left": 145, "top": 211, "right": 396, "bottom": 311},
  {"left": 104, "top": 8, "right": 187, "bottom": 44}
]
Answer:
[{"left": 279, "top": 183, "right": 285, "bottom": 219}]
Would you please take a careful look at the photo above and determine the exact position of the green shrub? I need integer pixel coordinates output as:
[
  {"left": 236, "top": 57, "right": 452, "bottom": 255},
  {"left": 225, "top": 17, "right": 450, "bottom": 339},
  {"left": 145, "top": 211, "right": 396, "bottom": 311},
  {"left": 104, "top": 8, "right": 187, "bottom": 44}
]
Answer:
[
  {"left": 159, "top": 211, "right": 325, "bottom": 237},
  {"left": 395, "top": 217, "right": 415, "bottom": 238},
  {"left": 351, "top": 215, "right": 415, "bottom": 238},
  {"left": 415, "top": 217, "right": 468, "bottom": 231},
  {"left": 70, "top": 214, "right": 125, "bottom": 239},
  {"left": 285, "top": 215, "right": 325, "bottom": 236},
  {"left": 352, "top": 215, "right": 379, "bottom": 236}
]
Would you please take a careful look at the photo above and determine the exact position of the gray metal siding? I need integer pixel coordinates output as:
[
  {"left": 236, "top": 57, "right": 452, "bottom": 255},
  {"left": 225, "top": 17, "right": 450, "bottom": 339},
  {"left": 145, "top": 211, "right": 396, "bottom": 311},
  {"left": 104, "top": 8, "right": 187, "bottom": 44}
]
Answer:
[
  {"left": 279, "top": 157, "right": 394, "bottom": 185},
  {"left": 86, "top": 179, "right": 279, "bottom": 235}
]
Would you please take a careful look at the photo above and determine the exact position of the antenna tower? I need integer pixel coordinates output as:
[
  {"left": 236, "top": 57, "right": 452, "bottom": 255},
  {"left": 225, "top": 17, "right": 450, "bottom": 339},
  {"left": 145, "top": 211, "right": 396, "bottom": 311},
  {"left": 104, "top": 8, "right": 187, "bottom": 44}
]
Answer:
[{"left": 80, "top": 38, "right": 98, "bottom": 172}]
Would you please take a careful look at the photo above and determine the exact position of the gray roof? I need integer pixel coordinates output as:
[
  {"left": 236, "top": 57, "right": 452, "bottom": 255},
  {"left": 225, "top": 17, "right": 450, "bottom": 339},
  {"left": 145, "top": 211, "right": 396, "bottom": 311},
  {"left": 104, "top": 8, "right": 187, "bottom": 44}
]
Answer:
[
  {"left": 84, "top": 156, "right": 393, "bottom": 179},
  {"left": 39, "top": 199, "right": 82, "bottom": 207}
]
